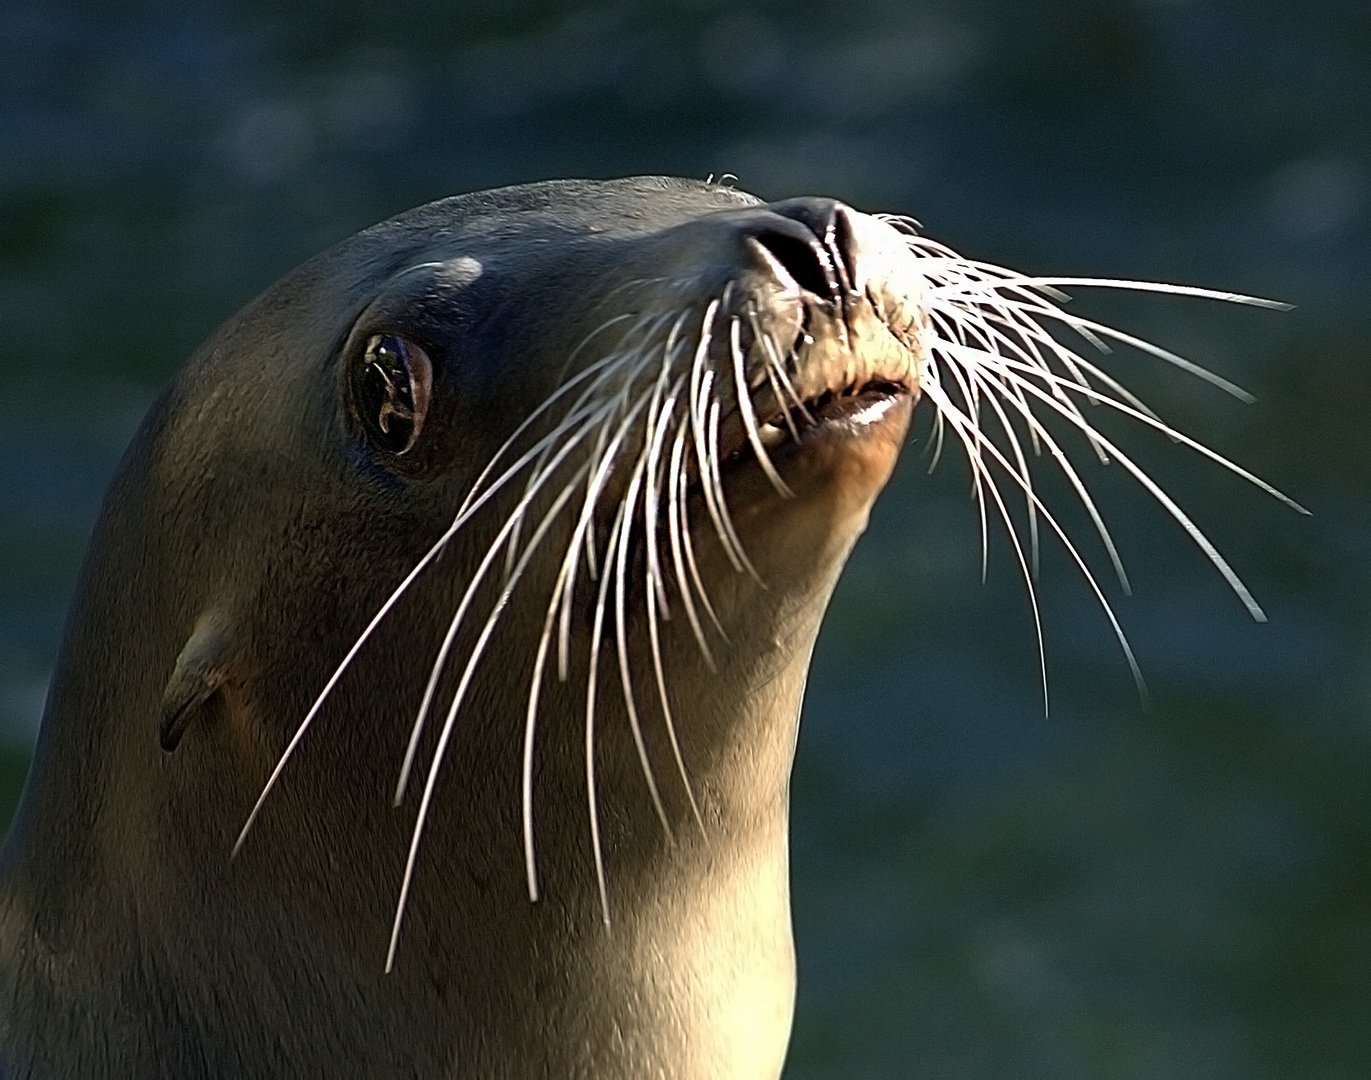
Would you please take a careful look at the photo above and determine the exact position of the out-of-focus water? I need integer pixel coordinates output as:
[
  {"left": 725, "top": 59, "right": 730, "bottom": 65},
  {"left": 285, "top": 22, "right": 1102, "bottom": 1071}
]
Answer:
[{"left": 2, "top": 2, "right": 1367, "bottom": 1076}]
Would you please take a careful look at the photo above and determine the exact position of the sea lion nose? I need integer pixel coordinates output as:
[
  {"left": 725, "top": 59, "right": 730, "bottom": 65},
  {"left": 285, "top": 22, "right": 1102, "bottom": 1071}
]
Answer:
[
  {"left": 749, "top": 197, "right": 916, "bottom": 307},
  {"left": 743, "top": 198, "right": 848, "bottom": 300}
]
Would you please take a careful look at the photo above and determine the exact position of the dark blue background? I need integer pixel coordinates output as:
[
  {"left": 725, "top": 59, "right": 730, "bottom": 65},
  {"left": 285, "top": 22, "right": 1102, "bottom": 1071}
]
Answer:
[{"left": 2, "top": 2, "right": 1366, "bottom": 1076}]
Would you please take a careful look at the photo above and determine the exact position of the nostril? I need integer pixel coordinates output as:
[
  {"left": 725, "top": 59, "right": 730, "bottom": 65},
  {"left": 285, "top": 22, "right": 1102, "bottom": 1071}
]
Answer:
[
  {"left": 757, "top": 198, "right": 865, "bottom": 297},
  {"left": 750, "top": 227, "right": 838, "bottom": 300}
]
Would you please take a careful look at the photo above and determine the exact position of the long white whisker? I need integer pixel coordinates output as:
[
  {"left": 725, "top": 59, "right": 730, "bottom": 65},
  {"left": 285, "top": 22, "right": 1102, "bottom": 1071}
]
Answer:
[
  {"left": 921, "top": 378, "right": 1147, "bottom": 696},
  {"left": 557, "top": 359, "right": 659, "bottom": 681},
  {"left": 951, "top": 353, "right": 1272, "bottom": 619},
  {"left": 232, "top": 352, "right": 643, "bottom": 855},
  {"left": 941, "top": 343, "right": 1134, "bottom": 594},
  {"left": 943, "top": 381, "right": 1050, "bottom": 711},
  {"left": 584, "top": 487, "right": 626, "bottom": 927},
  {"left": 666, "top": 418, "right": 723, "bottom": 660},
  {"left": 977, "top": 354, "right": 1303, "bottom": 617},
  {"left": 386, "top": 457, "right": 589, "bottom": 971},
  {"left": 689, "top": 369, "right": 744, "bottom": 574},
  {"left": 524, "top": 392, "right": 657, "bottom": 902},
  {"left": 967, "top": 303, "right": 1164, "bottom": 429},
  {"left": 932, "top": 309, "right": 1047, "bottom": 570},
  {"left": 646, "top": 559, "right": 705, "bottom": 834},
  {"left": 502, "top": 315, "right": 678, "bottom": 575},
  {"left": 641, "top": 317, "right": 694, "bottom": 621},
  {"left": 639, "top": 376, "right": 705, "bottom": 831},
  {"left": 705, "top": 396, "right": 762, "bottom": 582},
  {"left": 996, "top": 357, "right": 1305, "bottom": 516},
  {"left": 392, "top": 411, "right": 607, "bottom": 805},
  {"left": 613, "top": 443, "right": 674, "bottom": 843},
  {"left": 936, "top": 272, "right": 1290, "bottom": 311},
  {"left": 929, "top": 281, "right": 1260, "bottom": 402},
  {"left": 747, "top": 305, "right": 811, "bottom": 433},
  {"left": 731, "top": 317, "right": 793, "bottom": 499},
  {"left": 931, "top": 328, "right": 992, "bottom": 580},
  {"left": 458, "top": 342, "right": 632, "bottom": 520}
]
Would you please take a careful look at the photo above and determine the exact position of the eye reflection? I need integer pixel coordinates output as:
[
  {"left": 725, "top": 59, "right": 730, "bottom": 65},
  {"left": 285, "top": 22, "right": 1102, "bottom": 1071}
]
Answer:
[{"left": 355, "top": 333, "right": 432, "bottom": 455}]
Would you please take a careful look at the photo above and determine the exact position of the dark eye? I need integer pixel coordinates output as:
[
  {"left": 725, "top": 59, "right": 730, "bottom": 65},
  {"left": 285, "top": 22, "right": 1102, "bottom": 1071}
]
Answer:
[{"left": 353, "top": 333, "right": 432, "bottom": 455}]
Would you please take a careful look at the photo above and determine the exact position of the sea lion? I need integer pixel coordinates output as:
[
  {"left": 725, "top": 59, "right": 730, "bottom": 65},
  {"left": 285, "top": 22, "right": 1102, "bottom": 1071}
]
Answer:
[
  {"left": 0, "top": 177, "right": 927, "bottom": 1078},
  {"left": 0, "top": 176, "right": 1291, "bottom": 1078}
]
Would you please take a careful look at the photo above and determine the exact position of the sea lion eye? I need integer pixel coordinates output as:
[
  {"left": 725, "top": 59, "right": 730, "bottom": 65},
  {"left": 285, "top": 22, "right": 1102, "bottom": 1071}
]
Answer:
[{"left": 354, "top": 333, "right": 432, "bottom": 455}]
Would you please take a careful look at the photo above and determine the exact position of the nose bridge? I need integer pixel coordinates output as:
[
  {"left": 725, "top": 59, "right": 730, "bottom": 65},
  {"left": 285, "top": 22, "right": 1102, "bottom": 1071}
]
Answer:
[
  {"left": 764, "top": 195, "right": 849, "bottom": 268},
  {"left": 529, "top": 197, "right": 924, "bottom": 387}
]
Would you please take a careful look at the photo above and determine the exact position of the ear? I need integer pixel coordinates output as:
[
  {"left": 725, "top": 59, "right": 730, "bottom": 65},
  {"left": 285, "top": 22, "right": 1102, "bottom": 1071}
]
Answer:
[{"left": 160, "top": 608, "right": 237, "bottom": 752}]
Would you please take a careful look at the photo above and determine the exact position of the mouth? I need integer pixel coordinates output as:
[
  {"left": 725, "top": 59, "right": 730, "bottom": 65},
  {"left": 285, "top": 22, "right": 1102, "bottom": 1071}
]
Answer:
[
  {"left": 756, "top": 378, "right": 913, "bottom": 446},
  {"left": 721, "top": 376, "right": 919, "bottom": 476}
]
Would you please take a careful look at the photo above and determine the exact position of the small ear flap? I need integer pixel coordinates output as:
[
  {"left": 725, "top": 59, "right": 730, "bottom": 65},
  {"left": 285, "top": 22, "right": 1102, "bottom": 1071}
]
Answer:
[{"left": 160, "top": 609, "right": 236, "bottom": 752}]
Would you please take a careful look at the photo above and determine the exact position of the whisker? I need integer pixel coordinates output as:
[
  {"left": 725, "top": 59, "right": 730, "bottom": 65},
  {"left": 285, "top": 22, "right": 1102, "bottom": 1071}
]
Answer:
[
  {"left": 929, "top": 326, "right": 992, "bottom": 580},
  {"left": 747, "top": 305, "right": 808, "bottom": 438},
  {"left": 920, "top": 378, "right": 1147, "bottom": 697},
  {"left": 641, "top": 323, "right": 692, "bottom": 621},
  {"left": 613, "top": 440, "right": 674, "bottom": 845},
  {"left": 502, "top": 314, "right": 677, "bottom": 576},
  {"left": 459, "top": 325, "right": 642, "bottom": 521},
  {"left": 526, "top": 392, "right": 658, "bottom": 901},
  {"left": 232, "top": 340, "right": 654, "bottom": 857},
  {"left": 939, "top": 342, "right": 1133, "bottom": 594},
  {"left": 932, "top": 303, "right": 1051, "bottom": 551},
  {"left": 387, "top": 456, "right": 589, "bottom": 971},
  {"left": 943, "top": 378, "right": 1050, "bottom": 711},
  {"left": 923, "top": 269, "right": 1268, "bottom": 402},
  {"left": 730, "top": 317, "right": 793, "bottom": 499},
  {"left": 392, "top": 409, "right": 608, "bottom": 805},
  {"left": 583, "top": 479, "right": 627, "bottom": 927},
  {"left": 705, "top": 396, "right": 763, "bottom": 582},
  {"left": 666, "top": 417, "right": 724, "bottom": 659},
  {"left": 976, "top": 353, "right": 1303, "bottom": 618},
  {"left": 639, "top": 377, "right": 705, "bottom": 831},
  {"left": 688, "top": 324, "right": 749, "bottom": 574}
]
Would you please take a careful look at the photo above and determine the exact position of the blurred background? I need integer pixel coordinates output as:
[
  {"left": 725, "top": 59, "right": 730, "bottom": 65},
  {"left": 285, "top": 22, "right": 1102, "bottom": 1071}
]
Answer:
[{"left": 1, "top": 1, "right": 1366, "bottom": 1076}]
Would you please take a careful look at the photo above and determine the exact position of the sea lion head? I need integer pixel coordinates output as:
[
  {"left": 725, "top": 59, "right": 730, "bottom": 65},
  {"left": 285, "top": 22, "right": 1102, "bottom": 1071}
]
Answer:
[{"left": 3, "top": 177, "right": 928, "bottom": 1076}]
